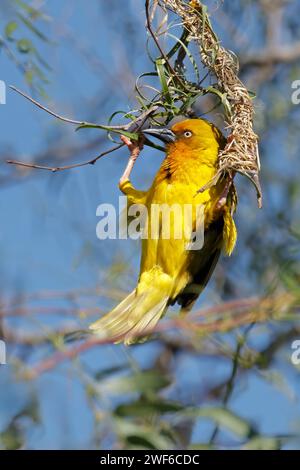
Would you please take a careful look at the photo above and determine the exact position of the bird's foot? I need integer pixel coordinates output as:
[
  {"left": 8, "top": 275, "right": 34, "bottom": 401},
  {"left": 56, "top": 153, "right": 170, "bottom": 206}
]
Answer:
[
  {"left": 119, "top": 135, "right": 144, "bottom": 185},
  {"left": 215, "top": 174, "right": 234, "bottom": 211}
]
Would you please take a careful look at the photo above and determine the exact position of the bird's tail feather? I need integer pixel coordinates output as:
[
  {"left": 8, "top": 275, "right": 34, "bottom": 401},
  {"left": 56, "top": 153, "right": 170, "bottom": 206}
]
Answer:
[{"left": 89, "top": 286, "right": 169, "bottom": 345}]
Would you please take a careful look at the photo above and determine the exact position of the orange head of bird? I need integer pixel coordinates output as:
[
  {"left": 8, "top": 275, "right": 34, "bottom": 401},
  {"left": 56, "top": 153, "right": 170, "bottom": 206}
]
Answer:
[{"left": 143, "top": 118, "right": 225, "bottom": 162}]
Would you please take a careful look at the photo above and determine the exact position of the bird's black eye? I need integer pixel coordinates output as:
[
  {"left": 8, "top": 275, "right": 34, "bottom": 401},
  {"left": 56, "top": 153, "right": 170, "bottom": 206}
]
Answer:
[{"left": 183, "top": 130, "right": 192, "bottom": 138}]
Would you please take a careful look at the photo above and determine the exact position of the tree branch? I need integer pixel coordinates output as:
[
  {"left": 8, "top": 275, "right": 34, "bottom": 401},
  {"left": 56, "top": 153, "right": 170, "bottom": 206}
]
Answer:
[
  {"left": 6, "top": 143, "right": 124, "bottom": 172},
  {"left": 13, "top": 292, "right": 298, "bottom": 379}
]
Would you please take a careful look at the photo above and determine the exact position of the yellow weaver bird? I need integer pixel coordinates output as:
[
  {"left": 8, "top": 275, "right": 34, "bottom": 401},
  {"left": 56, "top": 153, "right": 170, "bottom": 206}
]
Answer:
[{"left": 90, "top": 118, "right": 237, "bottom": 344}]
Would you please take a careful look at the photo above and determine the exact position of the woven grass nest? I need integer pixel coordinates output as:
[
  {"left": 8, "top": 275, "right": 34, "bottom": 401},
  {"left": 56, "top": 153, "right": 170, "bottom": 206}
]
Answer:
[{"left": 145, "top": 0, "right": 262, "bottom": 207}]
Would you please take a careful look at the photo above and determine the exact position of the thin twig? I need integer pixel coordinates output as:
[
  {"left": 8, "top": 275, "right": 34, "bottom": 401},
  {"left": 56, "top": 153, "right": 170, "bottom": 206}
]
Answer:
[
  {"left": 6, "top": 143, "right": 124, "bottom": 172},
  {"left": 8, "top": 85, "right": 160, "bottom": 172},
  {"left": 9, "top": 85, "right": 158, "bottom": 132},
  {"left": 145, "top": 0, "right": 186, "bottom": 89},
  {"left": 9, "top": 85, "right": 133, "bottom": 130},
  {"left": 9, "top": 85, "right": 90, "bottom": 126}
]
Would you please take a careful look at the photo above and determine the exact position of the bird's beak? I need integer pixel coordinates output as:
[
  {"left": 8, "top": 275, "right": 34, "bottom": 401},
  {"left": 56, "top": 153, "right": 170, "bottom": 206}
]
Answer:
[{"left": 142, "top": 128, "right": 176, "bottom": 143}]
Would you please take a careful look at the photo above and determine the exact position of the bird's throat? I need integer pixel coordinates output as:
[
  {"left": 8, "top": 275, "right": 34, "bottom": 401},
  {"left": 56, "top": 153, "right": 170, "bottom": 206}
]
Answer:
[{"left": 158, "top": 147, "right": 219, "bottom": 186}]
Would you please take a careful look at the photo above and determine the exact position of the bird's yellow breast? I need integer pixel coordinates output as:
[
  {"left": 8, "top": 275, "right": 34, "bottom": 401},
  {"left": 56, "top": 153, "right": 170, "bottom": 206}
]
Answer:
[{"left": 149, "top": 143, "right": 224, "bottom": 227}]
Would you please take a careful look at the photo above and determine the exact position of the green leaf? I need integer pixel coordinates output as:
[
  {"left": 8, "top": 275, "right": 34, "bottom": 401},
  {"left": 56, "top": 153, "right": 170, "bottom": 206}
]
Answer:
[
  {"left": 205, "top": 86, "right": 232, "bottom": 115},
  {"left": 76, "top": 124, "right": 139, "bottom": 140},
  {"left": 115, "top": 419, "right": 174, "bottom": 450},
  {"left": 185, "top": 407, "right": 253, "bottom": 438},
  {"left": 25, "top": 69, "right": 34, "bottom": 85},
  {"left": 115, "top": 398, "right": 183, "bottom": 418},
  {"left": 5, "top": 21, "right": 18, "bottom": 40},
  {"left": 259, "top": 369, "right": 296, "bottom": 401},
  {"left": 143, "top": 138, "right": 165, "bottom": 152},
  {"left": 17, "top": 38, "right": 33, "bottom": 53},
  {"left": 280, "top": 271, "right": 300, "bottom": 296},
  {"left": 94, "top": 365, "right": 127, "bottom": 381},
  {"left": 135, "top": 71, "right": 160, "bottom": 104},
  {"left": 166, "top": 29, "right": 189, "bottom": 60},
  {"left": 21, "top": 399, "right": 40, "bottom": 424},
  {"left": 108, "top": 110, "right": 136, "bottom": 124},
  {"left": 167, "top": 32, "right": 200, "bottom": 83},
  {"left": 248, "top": 89, "right": 257, "bottom": 99},
  {"left": 101, "top": 370, "right": 171, "bottom": 395},
  {"left": 107, "top": 110, "right": 136, "bottom": 143},
  {"left": 32, "top": 48, "right": 52, "bottom": 71},
  {"left": 14, "top": 0, "right": 43, "bottom": 19},
  {"left": 28, "top": 63, "right": 50, "bottom": 84},
  {"left": 0, "top": 423, "right": 23, "bottom": 450},
  {"left": 242, "top": 436, "right": 283, "bottom": 450},
  {"left": 156, "top": 59, "right": 173, "bottom": 106},
  {"left": 17, "top": 13, "right": 48, "bottom": 42},
  {"left": 0, "top": 399, "right": 39, "bottom": 449}
]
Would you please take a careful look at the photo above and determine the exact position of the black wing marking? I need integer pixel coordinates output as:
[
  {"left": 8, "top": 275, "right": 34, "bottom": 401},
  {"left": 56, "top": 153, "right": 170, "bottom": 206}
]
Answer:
[{"left": 174, "top": 217, "right": 224, "bottom": 311}]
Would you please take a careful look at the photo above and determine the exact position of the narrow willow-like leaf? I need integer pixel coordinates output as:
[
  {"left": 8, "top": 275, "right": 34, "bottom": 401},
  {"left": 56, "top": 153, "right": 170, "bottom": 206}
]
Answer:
[
  {"left": 5, "top": 21, "right": 18, "bottom": 40},
  {"left": 156, "top": 58, "right": 173, "bottom": 106}
]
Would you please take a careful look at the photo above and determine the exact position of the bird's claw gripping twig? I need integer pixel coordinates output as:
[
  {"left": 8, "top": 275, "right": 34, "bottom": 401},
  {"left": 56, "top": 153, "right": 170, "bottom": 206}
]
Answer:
[
  {"left": 215, "top": 173, "right": 234, "bottom": 211},
  {"left": 119, "top": 135, "right": 144, "bottom": 185}
]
